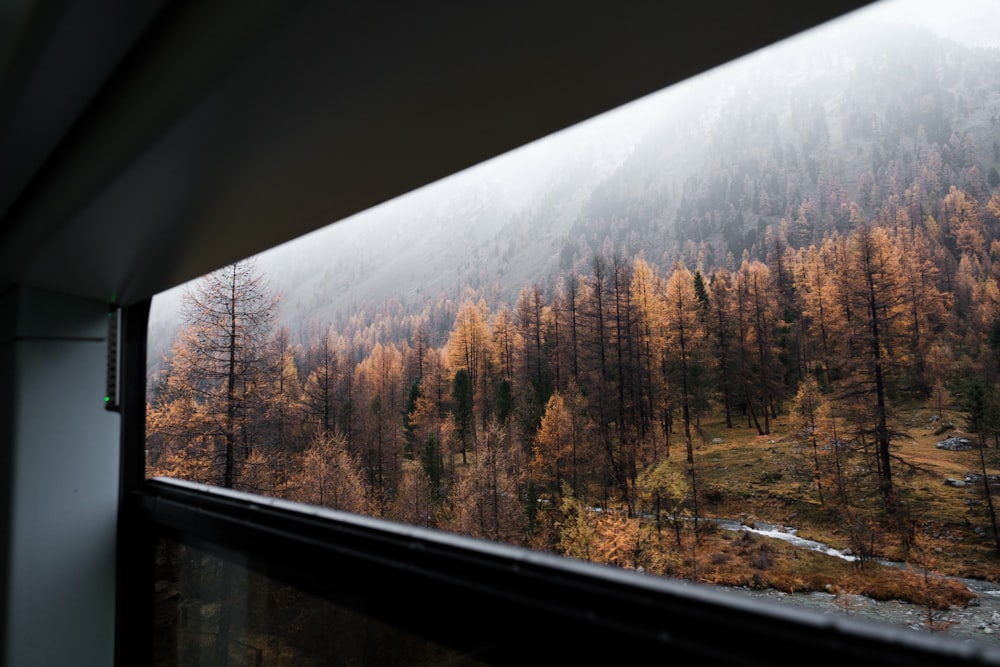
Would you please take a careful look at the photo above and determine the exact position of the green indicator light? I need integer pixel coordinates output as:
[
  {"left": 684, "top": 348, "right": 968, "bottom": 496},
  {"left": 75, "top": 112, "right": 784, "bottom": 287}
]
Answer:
[{"left": 104, "top": 395, "right": 111, "bottom": 403}]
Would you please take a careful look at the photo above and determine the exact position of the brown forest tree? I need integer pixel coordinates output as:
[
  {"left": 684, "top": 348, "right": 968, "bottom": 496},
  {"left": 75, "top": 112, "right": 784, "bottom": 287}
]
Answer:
[
  {"left": 630, "top": 257, "right": 670, "bottom": 455},
  {"left": 837, "top": 223, "right": 909, "bottom": 507},
  {"left": 288, "top": 430, "right": 370, "bottom": 514},
  {"left": 353, "top": 341, "right": 405, "bottom": 513},
  {"left": 148, "top": 259, "right": 279, "bottom": 489},
  {"left": 530, "top": 388, "right": 593, "bottom": 507},
  {"left": 444, "top": 420, "right": 526, "bottom": 543}
]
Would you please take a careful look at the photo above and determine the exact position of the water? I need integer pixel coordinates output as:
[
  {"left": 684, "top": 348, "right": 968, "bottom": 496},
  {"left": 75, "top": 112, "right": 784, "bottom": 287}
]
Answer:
[{"left": 713, "top": 518, "right": 857, "bottom": 561}]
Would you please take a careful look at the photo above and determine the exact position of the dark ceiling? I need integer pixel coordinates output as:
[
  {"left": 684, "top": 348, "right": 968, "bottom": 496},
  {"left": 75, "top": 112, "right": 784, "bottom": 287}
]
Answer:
[{"left": 0, "top": 0, "right": 877, "bottom": 307}]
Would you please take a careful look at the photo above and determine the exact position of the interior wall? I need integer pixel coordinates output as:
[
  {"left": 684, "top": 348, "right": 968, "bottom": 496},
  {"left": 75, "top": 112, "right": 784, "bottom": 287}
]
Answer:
[{"left": 0, "top": 287, "right": 119, "bottom": 667}]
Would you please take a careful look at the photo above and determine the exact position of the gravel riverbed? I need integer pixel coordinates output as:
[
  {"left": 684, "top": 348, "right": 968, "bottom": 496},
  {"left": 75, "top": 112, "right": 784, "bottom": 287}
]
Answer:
[
  {"left": 707, "top": 519, "right": 1000, "bottom": 652},
  {"left": 719, "top": 577, "right": 1000, "bottom": 646}
]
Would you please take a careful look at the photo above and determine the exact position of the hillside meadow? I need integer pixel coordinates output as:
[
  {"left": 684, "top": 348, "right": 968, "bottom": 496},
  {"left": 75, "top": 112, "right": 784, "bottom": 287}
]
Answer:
[{"left": 638, "top": 399, "right": 1000, "bottom": 611}]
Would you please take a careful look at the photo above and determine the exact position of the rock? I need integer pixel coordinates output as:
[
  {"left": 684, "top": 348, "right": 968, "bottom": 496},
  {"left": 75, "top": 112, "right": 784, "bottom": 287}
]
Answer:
[
  {"left": 936, "top": 436, "right": 973, "bottom": 450},
  {"left": 965, "top": 472, "right": 1000, "bottom": 484},
  {"left": 945, "top": 478, "right": 967, "bottom": 487}
]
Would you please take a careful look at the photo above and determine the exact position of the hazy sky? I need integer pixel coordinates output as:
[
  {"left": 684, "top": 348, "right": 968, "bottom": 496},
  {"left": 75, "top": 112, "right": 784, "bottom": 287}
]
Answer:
[{"left": 841, "top": 0, "right": 1000, "bottom": 48}]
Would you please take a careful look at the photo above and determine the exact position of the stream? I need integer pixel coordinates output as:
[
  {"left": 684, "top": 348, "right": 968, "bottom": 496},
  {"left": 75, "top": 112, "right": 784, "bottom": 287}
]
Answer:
[{"left": 713, "top": 519, "right": 1000, "bottom": 645}]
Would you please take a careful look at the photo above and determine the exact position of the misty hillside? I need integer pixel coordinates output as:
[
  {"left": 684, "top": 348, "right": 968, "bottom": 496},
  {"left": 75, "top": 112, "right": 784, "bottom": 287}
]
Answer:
[
  {"left": 149, "top": 18, "right": 1000, "bottom": 359},
  {"left": 569, "top": 21, "right": 1000, "bottom": 271}
]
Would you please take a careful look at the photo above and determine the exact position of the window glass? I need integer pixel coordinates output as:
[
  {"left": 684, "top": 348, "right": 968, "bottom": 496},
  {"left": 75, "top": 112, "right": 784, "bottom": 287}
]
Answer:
[
  {"left": 146, "top": 0, "right": 1000, "bottom": 647},
  {"left": 153, "top": 538, "right": 493, "bottom": 666}
]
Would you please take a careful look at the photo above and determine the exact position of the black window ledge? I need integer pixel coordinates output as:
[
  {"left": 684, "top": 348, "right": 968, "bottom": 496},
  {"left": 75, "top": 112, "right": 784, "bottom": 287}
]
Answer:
[{"left": 132, "top": 476, "right": 1000, "bottom": 667}]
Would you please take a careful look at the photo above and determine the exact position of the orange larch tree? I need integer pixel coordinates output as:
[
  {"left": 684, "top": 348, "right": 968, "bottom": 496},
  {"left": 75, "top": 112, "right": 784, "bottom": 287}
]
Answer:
[
  {"left": 662, "top": 262, "right": 707, "bottom": 465},
  {"left": 147, "top": 258, "right": 279, "bottom": 489},
  {"left": 837, "top": 222, "right": 910, "bottom": 506}
]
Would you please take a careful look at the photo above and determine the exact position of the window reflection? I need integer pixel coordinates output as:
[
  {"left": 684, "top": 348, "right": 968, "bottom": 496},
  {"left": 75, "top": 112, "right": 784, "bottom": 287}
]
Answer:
[{"left": 153, "top": 538, "right": 493, "bottom": 666}]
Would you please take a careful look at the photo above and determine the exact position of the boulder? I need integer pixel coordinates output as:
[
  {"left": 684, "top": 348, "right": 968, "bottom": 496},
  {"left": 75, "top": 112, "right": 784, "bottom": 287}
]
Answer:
[{"left": 936, "top": 436, "right": 973, "bottom": 451}]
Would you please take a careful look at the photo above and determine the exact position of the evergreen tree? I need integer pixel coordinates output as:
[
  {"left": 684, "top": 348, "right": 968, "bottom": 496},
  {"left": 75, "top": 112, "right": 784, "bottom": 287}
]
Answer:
[{"left": 452, "top": 368, "right": 474, "bottom": 464}]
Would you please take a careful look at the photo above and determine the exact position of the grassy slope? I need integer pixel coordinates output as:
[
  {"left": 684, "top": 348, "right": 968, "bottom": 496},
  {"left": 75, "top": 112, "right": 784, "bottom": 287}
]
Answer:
[{"left": 683, "top": 400, "right": 1000, "bottom": 609}]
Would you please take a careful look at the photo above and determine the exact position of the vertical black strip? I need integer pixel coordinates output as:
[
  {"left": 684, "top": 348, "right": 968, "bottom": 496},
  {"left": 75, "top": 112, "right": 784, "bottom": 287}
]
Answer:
[
  {"left": 105, "top": 306, "right": 121, "bottom": 411},
  {"left": 115, "top": 297, "right": 154, "bottom": 667}
]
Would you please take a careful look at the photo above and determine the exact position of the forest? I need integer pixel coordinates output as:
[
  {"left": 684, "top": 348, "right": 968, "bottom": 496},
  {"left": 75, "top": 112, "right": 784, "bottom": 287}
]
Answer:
[{"left": 147, "top": 21, "right": 1000, "bottom": 608}]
